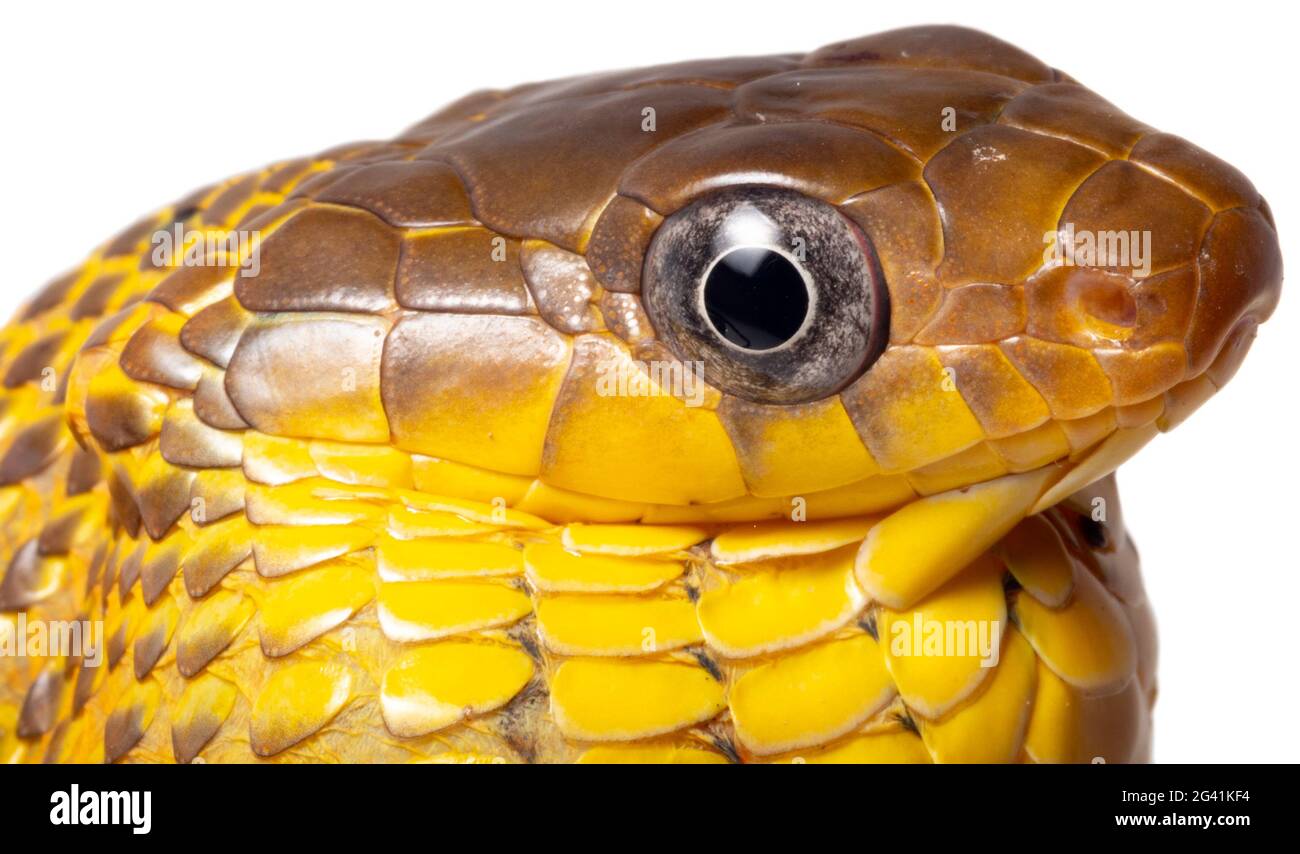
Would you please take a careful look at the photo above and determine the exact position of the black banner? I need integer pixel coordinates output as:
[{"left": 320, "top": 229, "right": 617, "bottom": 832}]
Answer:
[{"left": 4, "top": 763, "right": 1278, "bottom": 839}]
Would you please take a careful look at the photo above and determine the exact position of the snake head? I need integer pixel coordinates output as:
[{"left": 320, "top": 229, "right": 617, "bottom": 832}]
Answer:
[
  {"left": 125, "top": 26, "right": 1279, "bottom": 517},
  {"left": 477, "top": 24, "right": 1277, "bottom": 509}
]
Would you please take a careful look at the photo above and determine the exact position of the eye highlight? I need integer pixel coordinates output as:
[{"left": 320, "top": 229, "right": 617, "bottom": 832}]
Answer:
[{"left": 643, "top": 186, "right": 888, "bottom": 404}]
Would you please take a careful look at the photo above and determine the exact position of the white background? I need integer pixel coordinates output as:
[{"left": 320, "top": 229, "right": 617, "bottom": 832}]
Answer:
[{"left": 2, "top": 0, "right": 1295, "bottom": 762}]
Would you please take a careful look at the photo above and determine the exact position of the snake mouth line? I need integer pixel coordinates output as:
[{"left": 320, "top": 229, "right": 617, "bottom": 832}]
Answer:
[
  {"left": 194, "top": 309, "right": 1245, "bottom": 536},
  {"left": 259, "top": 394, "right": 1179, "bottom": 532}
]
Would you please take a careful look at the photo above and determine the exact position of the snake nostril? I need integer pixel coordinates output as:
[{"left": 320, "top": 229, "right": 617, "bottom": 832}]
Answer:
[
  {"left": 1066, "top": 269, "right": 1137, "bottom": 344},
  {"left": 1081, "top": 284, "right": 1136, "bottom": 327}
]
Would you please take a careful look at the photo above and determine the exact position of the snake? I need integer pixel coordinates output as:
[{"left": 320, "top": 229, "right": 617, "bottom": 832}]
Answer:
[{"left": 0, "top": 25, "right": 1282, "bottom": 764}]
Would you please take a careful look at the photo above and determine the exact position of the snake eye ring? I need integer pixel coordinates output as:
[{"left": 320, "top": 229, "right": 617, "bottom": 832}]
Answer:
[{"left": 642, "top": 185, "right": 889, "bottom": 404}]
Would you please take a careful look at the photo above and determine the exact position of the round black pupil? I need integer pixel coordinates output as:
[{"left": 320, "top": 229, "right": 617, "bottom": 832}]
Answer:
[{"left": 703, "top": 248, "right": 809, "bottom": 351}]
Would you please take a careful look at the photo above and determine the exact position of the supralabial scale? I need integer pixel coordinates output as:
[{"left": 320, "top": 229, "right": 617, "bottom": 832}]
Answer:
[{"left": 0, "top": 26, "right": 1282, "bottom": 764}]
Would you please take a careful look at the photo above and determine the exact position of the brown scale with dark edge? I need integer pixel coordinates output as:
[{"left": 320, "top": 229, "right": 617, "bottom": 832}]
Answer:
[{"left": 0, "top": 26, "right": 1282, "bottom": 763}]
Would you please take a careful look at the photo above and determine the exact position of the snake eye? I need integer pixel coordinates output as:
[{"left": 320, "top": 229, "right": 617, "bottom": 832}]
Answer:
[
  {"left": 643, "top": 186, "right": 888, "bottom": 404},
  {"left": 703, "top": 247, "right": 811, "bottom": 350}
]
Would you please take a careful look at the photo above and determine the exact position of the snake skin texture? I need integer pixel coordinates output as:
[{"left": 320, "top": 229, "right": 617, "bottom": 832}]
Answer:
[{"left": 0, "top": 25, "right": 1282, "bottom": 763}]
